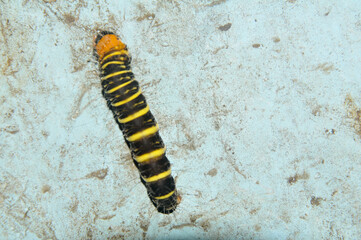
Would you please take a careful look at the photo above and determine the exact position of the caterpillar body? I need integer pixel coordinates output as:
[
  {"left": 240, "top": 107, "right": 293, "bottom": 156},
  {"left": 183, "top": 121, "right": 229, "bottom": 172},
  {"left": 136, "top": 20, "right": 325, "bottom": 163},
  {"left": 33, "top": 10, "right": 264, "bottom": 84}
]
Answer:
[{"left": 93, "top": 31, "right": 178, "bottom": 214}]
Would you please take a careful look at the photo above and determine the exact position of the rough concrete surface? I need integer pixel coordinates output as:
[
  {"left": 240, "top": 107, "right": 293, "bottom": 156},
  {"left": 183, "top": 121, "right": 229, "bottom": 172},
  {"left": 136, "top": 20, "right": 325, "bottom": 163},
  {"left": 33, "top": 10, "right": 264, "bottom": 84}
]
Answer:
[{"left": 1, "top": 0, "right": 361, "bottom": 239}]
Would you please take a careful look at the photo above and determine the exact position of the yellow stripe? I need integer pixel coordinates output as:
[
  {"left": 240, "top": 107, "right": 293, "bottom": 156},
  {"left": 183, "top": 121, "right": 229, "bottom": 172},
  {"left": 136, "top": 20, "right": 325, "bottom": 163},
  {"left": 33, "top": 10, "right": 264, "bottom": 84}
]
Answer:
[
  {"left": 101, "top": 50, "right": 128, "bottom": 64},
  {"left": 107, "top": 80, "right": 134, "bottom": 94},
  {"left": 133, "top": 100, "right": 145, "bottom": 108},
  {"left": 124, "top": 86, "right": 137, "bottom": 94},
  {"left": 112, "top": 89, "right": 142, "bottom": 107},
  {"left": 127, "top": 124, "right": 159, "bottom": 142},
  {"left": 135, "top": 147, "right": 165, "bottom": 163},
  {"left": 101, "top": 61, "right": 125, "bottom": 69},
  {"left": 142, "top": 169, "right": 171, "bottom": 183},
  {"left": 101, "top": 70, "right": 131, "bottom": 81},
  {"left": 118, "top": 105, "right": 149, "bottom": 124},
  {"left": 154, "top": 190, "right": 175, "bottom": 200}
]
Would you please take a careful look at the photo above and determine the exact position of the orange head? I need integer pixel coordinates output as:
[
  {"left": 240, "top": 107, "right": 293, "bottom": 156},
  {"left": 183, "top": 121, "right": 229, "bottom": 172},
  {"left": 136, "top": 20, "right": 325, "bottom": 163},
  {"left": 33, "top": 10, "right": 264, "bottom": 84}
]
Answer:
[{"left": 93, "top": 31, "right": 126, "bottom": 61}]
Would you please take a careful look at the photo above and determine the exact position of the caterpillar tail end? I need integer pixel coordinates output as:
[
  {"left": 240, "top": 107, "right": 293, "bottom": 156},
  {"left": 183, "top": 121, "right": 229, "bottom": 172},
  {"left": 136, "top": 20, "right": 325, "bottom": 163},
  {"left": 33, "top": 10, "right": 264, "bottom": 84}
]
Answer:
[
  {"left": 151, "top": 190, "right": 181, "bottom": 214},
  {"left": 93, "top": 31, "right": 126, "bottom": 61}
]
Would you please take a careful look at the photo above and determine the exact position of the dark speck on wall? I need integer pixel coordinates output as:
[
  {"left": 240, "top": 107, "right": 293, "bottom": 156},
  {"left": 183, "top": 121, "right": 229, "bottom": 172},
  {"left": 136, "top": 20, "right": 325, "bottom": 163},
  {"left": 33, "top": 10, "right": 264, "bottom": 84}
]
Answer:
[
  {"left": 218, "top": 23, "right": 232, "bottom": 31},
  {"left": 310, "top": 196, "right": 324, "bottom": 206}
]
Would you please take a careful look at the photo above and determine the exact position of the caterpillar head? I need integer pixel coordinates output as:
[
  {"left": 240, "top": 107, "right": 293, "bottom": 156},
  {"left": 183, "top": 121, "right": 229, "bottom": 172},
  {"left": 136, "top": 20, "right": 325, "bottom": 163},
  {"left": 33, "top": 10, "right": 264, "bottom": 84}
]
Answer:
[{"left": 93, "top": 31, "right": 126, "bottom": 61}]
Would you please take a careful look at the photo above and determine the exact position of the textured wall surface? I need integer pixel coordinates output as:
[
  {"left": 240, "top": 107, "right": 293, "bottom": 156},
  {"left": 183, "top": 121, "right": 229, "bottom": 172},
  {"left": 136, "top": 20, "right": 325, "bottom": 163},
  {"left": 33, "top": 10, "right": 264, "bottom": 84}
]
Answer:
[{"left": 1, "top": 0, "right": 361, "bottom": 239}]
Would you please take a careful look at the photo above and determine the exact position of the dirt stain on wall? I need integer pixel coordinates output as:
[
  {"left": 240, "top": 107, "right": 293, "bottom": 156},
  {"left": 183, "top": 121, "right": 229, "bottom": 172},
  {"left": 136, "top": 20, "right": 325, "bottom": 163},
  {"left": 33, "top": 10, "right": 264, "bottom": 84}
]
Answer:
[
  {"left": 287, "top": 171, "right": 309, "bottom": 185},
  {"left": 344, "top": 94, "right": 361, "bottom": 137}
]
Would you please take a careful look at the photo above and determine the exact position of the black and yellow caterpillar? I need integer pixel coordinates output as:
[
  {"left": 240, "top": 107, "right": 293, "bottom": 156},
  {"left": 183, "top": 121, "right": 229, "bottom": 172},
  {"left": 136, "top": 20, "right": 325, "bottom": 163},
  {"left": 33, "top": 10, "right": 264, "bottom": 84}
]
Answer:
[{"left": 93, "top": 31, "right": 178, "bottom": 214}]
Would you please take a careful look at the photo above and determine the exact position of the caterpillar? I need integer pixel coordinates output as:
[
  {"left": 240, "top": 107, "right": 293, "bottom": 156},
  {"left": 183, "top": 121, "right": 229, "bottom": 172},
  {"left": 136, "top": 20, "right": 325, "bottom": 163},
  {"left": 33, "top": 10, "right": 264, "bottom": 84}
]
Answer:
[{"left": 93, "top": 31, "right": 179, "bottom": 214}]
